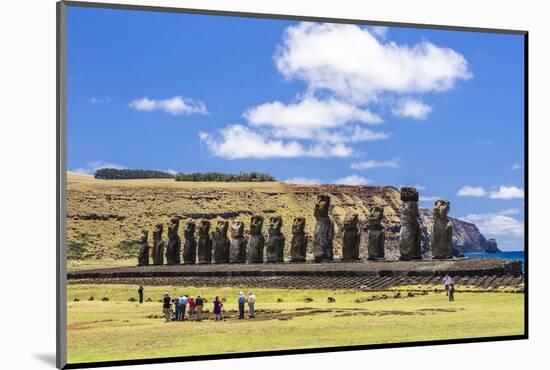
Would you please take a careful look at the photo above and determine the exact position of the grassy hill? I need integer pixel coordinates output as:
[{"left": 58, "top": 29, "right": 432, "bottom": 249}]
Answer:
[{"left": 66, "top": 172, "right": 486, "bottom": 267}]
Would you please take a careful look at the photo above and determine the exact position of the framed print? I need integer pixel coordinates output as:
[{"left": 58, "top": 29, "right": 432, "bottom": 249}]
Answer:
[{"left": 57, "top": 1, "right": 527, "bottom": 368}]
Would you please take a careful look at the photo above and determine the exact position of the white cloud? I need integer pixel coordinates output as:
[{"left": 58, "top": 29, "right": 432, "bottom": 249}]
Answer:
[
  {"left": 419, "top": 195, "right": 441, "bottom": 202},
  {"left": 315, "top": 126, "right": 390, "bottom": 144},
  {"left": 164, "top": 168, "right": 178, "bottom": 175},
  {"left": 275, "top": 22, "right": 471, "bottom": 103},
  {"left": 462, "top": 210, "right": 524, "bottom": 237},
  {"left": 457, "top": 185, "right": 487, "bottom": 197},
  {"left": 498, "top": 208, "right": 520, "bottom": 215},
  {"left": 489, "top": 186, "right": 524, "bottom": 200},
  {"left": 399, "top": 184, "right": 427, "bottom": 191},
  {"left": 512, "top": 163, "right": 522, "bottom": 171},
  {"left": 392, "top": 98, "right": 432, "bottom": 119},
  {"left": 129, "top": 96, "right": 208, "bottom": 115},
  {"left": 284, "top": 177, "right": 322, "bottom": 184},
  {"left": 73, "top": 160, "right": 126, "bottom": 175},
  {"left": 333, "top": 174, "right": 373, "bottom": 185},
  {"left": 199, "top": 125, "right": 353, "bottom": 159},
  {"left": 245, "top": 97, "right": 382, "bottom": 130},
  {"left": 351, "top": 158, "right": 400, "bottom": 169},
  {"left": 199, "top": 23, "right": 471, "bottom": 160},
  {"left": 370, "top": 26, "right": 388, "bottom": 39},
  {"left": 90, "top": 97, "right": 112, "bottom": 104}
]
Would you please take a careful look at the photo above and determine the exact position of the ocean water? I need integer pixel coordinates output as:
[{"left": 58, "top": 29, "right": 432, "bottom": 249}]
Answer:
[{"left": 463, "top": 251, "right": 524, "bottom": 272}]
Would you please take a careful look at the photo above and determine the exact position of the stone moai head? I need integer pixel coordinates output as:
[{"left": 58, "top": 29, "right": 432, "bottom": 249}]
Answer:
[
  {"left": 153, "top": 223, "right": 163, "bottom": 239},
  {"left": 184, "top": 221, "right": 196, "bottom": 239},
  {"left": 314, "top": 194, "right": 331, "bottom": 218},
  {"left": 216, "top": 220, "right": 229, "bottom": 237},
  {"left": 343, "top": 213, "right": 359, "bottom": 230},
  {"left": 231, "top": 220, "right": 245, "bottom": 238},
  {"left": 269, "top": 216, "right": 283, "bottom": 235},
  {"left": 367, "top": 206, "right": 384, "bottom": 227},
  {"left": 199, "top": 220, "right": 211, "bottom": 237},
  {"left": 292, "top": 217, "right": 306, "bottom": 234},
  {"left": 140, "top": 230, "right": 148, "bottom": 243},
  {"left": 169, "top": 217, "right": 180, "bottom": 232},
  {"left": 250, "top": 215, "right": 264, "bottom": 235},
  {"left": 400, "top": 187, "right": 419, "bottom": 202},
  {"left": 434, "top": 199, "right": 450, "bottom": 219}
]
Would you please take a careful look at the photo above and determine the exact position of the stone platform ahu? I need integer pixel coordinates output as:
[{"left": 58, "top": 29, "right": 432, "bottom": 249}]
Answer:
[{"left": 134, "top": 186, "right": 508, "bottom": 268}]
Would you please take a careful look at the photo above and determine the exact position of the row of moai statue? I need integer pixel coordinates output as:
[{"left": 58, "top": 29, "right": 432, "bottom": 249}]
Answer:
[{"left": 137, "top": 187, "right": 454, "bottom": 266}]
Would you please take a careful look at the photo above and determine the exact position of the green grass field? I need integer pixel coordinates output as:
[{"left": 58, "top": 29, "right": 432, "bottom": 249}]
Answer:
[{"left": 66, "top": 284, "right": 524, "bottom": 364}]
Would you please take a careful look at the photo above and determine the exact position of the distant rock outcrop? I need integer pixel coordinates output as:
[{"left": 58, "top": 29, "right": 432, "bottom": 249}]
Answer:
[{"left": 486, "top": 238, "right": 501, "bottom": 253}]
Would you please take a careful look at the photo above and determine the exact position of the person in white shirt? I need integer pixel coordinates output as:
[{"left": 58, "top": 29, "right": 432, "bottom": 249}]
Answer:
[
  {"left": 248, "top": 291, "right": 256, "bottom": 318},
  {"left": 178, "top": 295, "right": 188, "bottom": 321},
  {"left": 443, "top": 274, "right": 453, "bottom": 296}
]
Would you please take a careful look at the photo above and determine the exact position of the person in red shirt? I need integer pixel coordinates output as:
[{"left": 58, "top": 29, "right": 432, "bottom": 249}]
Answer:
[{"left": 188, "top": 297, "right": 196, "bottom": 321}]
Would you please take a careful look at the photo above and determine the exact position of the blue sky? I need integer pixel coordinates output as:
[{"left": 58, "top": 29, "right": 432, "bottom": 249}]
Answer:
[{"left": 67, "top": 7, "right": 525, "bottom": 251}]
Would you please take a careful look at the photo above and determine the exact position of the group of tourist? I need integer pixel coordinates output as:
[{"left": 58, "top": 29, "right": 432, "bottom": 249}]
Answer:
[{"left": 139, "top": 287, "right": 256, "bottom": 322}]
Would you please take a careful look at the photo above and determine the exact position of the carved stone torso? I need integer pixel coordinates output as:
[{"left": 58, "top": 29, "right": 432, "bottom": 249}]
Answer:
[
  {"left": 313, "top": 194, "right": 334, "bottom": 262},
  {"left": 212, "top": 220, "right": 230, "bottom": 264},
  {"left": 247, "top": 215, "right": 265, "bottom": 263},
  {"left": 399, "top": 187, "right": 422, "bottom": 260},
  {"left": 152, "top": 224, "right": 165, "bottom": 265},
  {"left": 137, "top": 230, "right": 149, "bottom": 266},
  {"left": 183, "top": 221, "right": 197, "bottom": 264},
  {"left": 230, "top": 220, "right": 247, "bottom": 263},
  {"left": 197, "top": 220, "right": 212, "bottom": 264},
  {"left": 341, "top": 213, "right": 360, "bottom": 261},
  {"left": 365, "top": 206, "right": 385, "bottom": 260},
  {"left": 166, "top": 218, "right": 181, "bottom": 265},
  {"left": 290, "top": 217, "right": 308, "bottom": 262},
  {"left": 266, "top": 216, "right": 285, "bottom": 263},
  {"left": 431, "top": 200, "right": 453, "bottom": 259}
]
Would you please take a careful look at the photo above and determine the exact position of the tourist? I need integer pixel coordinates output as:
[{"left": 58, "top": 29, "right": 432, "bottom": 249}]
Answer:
[
  {"left": 213, "top": 296, "right": 222, "bottom": 321},
  {"left": 174, "top": 295, "right": 182, "bottom": 321},
  {"left": 138, "top": 286, "right": 144, "bottom": 304},
  {"left": 195, "top": 293, "right": 204, "bottom": 321},
  {"left": 179, "top": 294, "right": 189, "bottom": 321},
  {"left": 162, "top": 293, "right": 172, "bottom": 322},
  {"left": 188, "top": 297, "right": 196, "bottom": 321},
  {"left": 449, "top": 284, "right": 455, "bottom": 302},
  {"left": 248, "top": 291, "right": 256, "bottom": 318},
  {"left": 443, "top": 274, "right": 453, "bottom": 296},
  {"left": 238, "top": 291, "right": 246, "bottom": 319}
]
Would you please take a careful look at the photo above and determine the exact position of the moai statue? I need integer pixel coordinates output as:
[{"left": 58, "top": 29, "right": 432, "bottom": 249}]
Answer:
[
  {"left": 247, "top": 215, "right": 265, "bottom": 263},
  {"left": 290, "top": 217, "right": 308, "bottom": 263},
  {"left": 365, "top": 205, "right": 385, "bottom": 260},
  {"left": 212, "top": 220, "right": 230, "bottom": 264},
  {"left": 432, "top": 200, "right": 453, "bottom": 259},
  {"left": 166, "top": 217, "right": 181, "bottom": 265},
  {"left": 399, "top": 187, "right": 422, "bottom": 260},
  {"left": 183, "top": 221, "right": 197, "bottom": 264},
  {"left": 151, "top": 223, "right": 165, "bottom": 265},
  {"left": 137, "top": 230, "right": 149, "bottom": 266},
  {"left": 266, "top": 216, "right": 285, "bottom": 263},
  {"left": 197, "top": 220, "right": 212, "bottom": 264},
  {"left": 341, "top": 213, "right": 360, "bottom": 261},
  {"left": 230, "top": 220, "right": 247, "bottom": 263},
  {"left": 313, "top": 194, "right": 334, "bottom": 262}
]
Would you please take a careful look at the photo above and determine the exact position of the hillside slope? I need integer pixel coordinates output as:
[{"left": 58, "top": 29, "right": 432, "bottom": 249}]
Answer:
[{"left": 66, "top": 172, "right": 490, "bottom": 261}]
